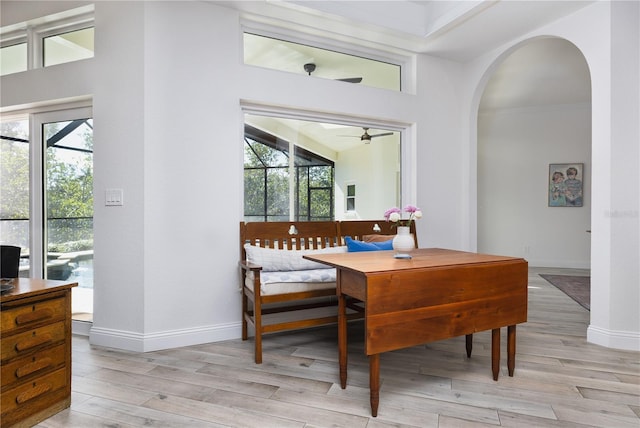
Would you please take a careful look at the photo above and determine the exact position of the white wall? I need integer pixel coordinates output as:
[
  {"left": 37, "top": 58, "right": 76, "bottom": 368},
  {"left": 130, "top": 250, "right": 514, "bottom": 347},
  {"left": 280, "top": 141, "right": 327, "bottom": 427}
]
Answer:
[
  {"left": 2, "top": 1, "right": 637, "bottom": 352},
  {"left": 335, "top": 140, "right": 400, "bottom": 220},
  {"left": 478, "top": 103, "right": 591, "bottom": 267},
  {"left": 462, "top": 1, "right": 639, "bottom": 351},
  {"left": 62, "top": 1, "right": 434, "bottom": 351}
]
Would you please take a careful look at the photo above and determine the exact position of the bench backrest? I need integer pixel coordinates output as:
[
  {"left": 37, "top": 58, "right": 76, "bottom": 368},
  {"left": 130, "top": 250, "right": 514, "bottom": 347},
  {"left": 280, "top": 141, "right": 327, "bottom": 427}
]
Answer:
[
  {"left": 240, "top": 220, "right": 419, "bottom": 262},
  {"left": 240, "top": 221, "right": 341, "bottom": 261}
]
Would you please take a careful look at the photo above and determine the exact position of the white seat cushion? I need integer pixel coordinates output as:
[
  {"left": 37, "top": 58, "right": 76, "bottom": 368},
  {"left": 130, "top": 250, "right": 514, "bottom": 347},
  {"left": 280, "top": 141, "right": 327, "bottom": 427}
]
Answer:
[
  {"left": 244, "top": 244, "right": 347, "bottom": 272},
  {"left": 245, "top": 268, "right": 336, "bottom": 296}
]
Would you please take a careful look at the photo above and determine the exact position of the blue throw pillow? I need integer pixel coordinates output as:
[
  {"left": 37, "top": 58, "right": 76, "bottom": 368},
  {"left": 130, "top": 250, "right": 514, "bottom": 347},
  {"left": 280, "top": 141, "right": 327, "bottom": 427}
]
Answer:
[{"left": 345, "top": 236, "right": 393, "bottom": 252}]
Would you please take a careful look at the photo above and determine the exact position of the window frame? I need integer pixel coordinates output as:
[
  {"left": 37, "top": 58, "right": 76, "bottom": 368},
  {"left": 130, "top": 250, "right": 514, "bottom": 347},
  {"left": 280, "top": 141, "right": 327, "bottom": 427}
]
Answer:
[
  {"left": 241, "top": 23, "right": 413, "bottom": 93},
  {"left": 0, "top": 7, "right": 94, "bottom": 74},
  {"left": 241, "top": 103, "right": 416, "bottom": 222}
]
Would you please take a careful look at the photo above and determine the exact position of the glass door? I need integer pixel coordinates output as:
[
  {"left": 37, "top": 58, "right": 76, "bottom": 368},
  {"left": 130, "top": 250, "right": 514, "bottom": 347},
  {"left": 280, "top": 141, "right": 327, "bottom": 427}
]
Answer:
[
  {"left": 2, "top": 107, "right": 93, "bottom": 323},
  {"left": 42, "top": 114, "right": 93, "bottom": 321}
]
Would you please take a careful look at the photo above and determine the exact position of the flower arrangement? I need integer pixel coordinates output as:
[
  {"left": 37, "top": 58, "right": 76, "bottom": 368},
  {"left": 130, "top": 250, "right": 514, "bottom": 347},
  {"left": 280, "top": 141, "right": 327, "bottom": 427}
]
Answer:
[{"left": 384, "top": 205, "right": 422, "bottom": 228}]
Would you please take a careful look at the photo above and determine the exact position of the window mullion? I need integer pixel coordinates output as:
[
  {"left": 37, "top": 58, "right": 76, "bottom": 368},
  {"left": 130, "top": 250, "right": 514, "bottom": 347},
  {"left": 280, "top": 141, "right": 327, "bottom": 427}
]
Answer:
[
  {"left": 29, "top": 113, "right": 44, "bottom": 278},
  {"left": 27, "top": 26, "right": 38, "bottom": 69}
]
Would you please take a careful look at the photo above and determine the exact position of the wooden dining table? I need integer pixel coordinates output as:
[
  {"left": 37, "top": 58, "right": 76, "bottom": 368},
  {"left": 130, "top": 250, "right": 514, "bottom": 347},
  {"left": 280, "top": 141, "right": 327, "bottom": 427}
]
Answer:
[{"left": 305, "top": 248, "right": 528, "bottom": 417}]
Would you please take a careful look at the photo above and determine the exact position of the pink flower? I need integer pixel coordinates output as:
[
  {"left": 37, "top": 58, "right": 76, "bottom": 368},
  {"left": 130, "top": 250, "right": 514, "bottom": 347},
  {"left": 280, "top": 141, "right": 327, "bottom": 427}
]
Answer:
[
  {"left": 384, "top": 207, "right": 401, "bottom": 221},
  {"left": 384, "top": 205, "right": 422, "bottom": 227}
]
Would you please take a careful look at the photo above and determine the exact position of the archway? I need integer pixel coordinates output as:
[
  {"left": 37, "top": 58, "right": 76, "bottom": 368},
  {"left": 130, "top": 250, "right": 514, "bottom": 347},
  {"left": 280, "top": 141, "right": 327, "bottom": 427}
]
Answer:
[{"left": 476, "top": 37, "right": 592, "bottom": 295}]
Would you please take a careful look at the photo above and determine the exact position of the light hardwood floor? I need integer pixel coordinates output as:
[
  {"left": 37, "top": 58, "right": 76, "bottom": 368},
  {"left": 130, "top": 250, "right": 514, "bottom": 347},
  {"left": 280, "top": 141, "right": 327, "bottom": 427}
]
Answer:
[{"left": 37, "top": 267, "right": 639, "bottom": 427}]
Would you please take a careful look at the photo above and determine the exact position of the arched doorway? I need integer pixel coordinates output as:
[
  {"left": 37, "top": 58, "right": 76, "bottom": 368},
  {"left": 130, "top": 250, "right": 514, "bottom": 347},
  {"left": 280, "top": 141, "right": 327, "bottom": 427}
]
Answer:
[{"left": 476, "top": 37, "right": 592, "bottom": 298}]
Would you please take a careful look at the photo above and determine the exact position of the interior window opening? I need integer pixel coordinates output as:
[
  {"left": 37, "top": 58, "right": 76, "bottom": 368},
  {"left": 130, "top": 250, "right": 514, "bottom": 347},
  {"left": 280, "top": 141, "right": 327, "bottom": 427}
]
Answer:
[
  {"left": 243, "top": 113, "right": 401, "bottom": 222},
  {"left": 243, "top": 33, "right": 401, "bottom": 91}
]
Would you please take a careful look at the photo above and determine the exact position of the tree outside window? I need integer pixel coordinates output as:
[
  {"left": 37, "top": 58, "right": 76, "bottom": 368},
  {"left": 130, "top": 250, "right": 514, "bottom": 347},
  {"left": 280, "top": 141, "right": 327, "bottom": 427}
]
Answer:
[{"left": 244, "top": 125, "right": 334, "bottom": 222}]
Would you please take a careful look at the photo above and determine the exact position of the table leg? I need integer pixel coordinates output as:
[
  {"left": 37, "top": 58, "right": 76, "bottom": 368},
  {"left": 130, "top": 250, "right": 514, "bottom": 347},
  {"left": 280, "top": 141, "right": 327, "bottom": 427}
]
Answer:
[
  {"left": 491, "top": 328, "right": 500, "bottom": 381},
  {"left": 465, "top": 334, "right": 473, "bottom": 358},
  {"left": 369, "top": 353, "right": 380, "bottom": 417},
  {"left": 507, "top": 325, "right": 516, "bottom": 376},
  {"left": 338, "top": 293, "right": 348, "bottom": 389}
]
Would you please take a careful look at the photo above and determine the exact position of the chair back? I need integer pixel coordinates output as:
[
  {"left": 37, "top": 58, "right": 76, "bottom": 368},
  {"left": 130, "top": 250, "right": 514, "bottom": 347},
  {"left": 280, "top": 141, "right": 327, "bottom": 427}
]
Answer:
[{"left": 1, "top": 245, "right": 21, "bottom": 278}]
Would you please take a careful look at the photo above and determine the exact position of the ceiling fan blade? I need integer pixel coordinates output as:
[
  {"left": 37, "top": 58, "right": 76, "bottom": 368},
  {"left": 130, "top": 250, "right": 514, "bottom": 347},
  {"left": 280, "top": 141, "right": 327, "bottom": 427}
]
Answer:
[
  {"left": 336, "top": 77, "right": 363, "bottom": 83},
  {"left": 370, "top": 132, "right": 394, "bottom": 138}
]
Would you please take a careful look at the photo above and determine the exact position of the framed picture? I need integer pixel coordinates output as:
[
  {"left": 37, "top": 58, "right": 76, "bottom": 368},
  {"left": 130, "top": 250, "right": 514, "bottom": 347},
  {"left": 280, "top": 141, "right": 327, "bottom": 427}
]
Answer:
[{"left": 549, "top": 163, "right": 584, "bottom": 207}]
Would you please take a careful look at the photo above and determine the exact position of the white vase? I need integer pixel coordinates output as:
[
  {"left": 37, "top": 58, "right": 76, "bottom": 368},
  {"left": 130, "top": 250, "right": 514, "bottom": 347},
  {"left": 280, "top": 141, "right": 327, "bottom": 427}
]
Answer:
[{"left": 392, "top": 226, "right": 415, "bottom": 255}]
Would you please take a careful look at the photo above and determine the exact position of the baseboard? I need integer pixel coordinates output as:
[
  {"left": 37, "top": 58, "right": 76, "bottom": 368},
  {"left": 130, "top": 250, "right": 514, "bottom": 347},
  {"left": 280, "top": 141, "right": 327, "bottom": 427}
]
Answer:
[
  {"left": 527, "top": 258, "right": 591, "bottom": 269},
  {"left": 587, "top": 324, "right": 640, "bottom": 352},
  {"left": 72, "top": 319, "right": 92, "bottom": 336},
  {"left": 89, "top": 321, "right": 242, "bottom": 352}
]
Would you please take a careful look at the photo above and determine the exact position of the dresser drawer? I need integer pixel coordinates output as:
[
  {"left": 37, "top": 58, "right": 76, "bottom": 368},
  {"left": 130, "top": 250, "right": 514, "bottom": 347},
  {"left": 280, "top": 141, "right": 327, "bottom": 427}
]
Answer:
[
  {"left": 1, "top": 321, "right": 65, "bottom": 361},
  {"left": 0, "top": 367, "right": 68, "bottom": 419},
  {"left": 1, "top": 296, "right": 66, "bottom": 335},
  {"left": 1, "top": 343, "right": 66, "bottom": 389}
]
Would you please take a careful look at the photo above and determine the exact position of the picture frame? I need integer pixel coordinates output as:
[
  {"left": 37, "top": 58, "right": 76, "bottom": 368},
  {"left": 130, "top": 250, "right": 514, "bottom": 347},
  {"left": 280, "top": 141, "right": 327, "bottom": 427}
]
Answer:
[{"left": 548, "top": 163, "right": 584, "bottom": 207}]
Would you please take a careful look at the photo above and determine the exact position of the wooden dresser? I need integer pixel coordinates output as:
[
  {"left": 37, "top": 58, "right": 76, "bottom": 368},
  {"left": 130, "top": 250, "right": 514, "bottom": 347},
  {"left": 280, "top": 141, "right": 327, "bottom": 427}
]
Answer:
[{"left": 1, "top": 278, "right": 77, "bottom": 427}]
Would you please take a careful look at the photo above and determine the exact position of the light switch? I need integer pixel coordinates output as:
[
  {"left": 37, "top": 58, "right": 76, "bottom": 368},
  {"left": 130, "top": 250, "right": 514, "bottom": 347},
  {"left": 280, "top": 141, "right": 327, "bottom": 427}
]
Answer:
[{"left": 105, "top": 188, "right": 123, "bottom": 206}]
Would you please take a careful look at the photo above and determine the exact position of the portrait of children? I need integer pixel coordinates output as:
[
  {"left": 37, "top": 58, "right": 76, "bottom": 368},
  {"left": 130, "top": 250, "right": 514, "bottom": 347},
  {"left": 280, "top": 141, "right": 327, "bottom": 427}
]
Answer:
[{"left": 549, "top": 163, "right": 584, "bottom": 207}]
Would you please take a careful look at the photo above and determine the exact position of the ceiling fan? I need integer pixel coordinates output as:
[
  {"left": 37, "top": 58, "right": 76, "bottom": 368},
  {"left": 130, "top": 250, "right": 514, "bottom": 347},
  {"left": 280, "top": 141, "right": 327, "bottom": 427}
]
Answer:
[
  {"left": 343, "top": 127, "right": 394, "bottom": 143},
  {"left": 304, "top": 63, "right": 362, "bottom": 83}
]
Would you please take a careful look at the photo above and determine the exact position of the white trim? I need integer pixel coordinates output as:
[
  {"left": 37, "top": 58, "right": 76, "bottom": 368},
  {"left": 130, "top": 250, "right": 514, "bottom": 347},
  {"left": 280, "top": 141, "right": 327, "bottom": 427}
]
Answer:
[
  {"left": 1, "top": 95, "right": 92, "bottom": 115},
  {"left": 89, "top": 322, "right": 243, "bottom": 353},
  {"left": 525, "top": 259, "right": 591, "bottom": 269},
  {"left": 241, "top": 20, "right": 411, "bottom": 66},
  {"left": 72, "top": 319, "right": 91, "bottom": 336},
  {"left": 240, "top": 100, "right": 410, "bottom": 132},
  {"left": 587, "top": 325, "right": 640, "bottom": 352}
]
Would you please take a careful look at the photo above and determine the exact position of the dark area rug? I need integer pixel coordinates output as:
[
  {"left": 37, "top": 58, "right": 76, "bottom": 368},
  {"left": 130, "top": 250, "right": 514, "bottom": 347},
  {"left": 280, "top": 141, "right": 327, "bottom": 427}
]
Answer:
[{"left": 539, "top": 274, "right": 590, "bottom": 310}]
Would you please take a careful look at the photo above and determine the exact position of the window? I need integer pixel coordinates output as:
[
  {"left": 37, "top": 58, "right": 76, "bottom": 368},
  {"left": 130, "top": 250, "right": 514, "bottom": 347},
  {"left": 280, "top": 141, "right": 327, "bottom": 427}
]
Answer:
[
  {"left": 0, "top": 118, "right": 29, "bottom": 264},
  {"left": 244, "top": 124, "right": 334, "bottom": 222},
  {"left": 0, "top": 42, "right": 27, "bottom": 75},
  {"left": 244, "top": 33, "right": 401, "bottom": 91},
  {"left": 43, "top": 26, "right": 94, "bottom": 67},
  {"left": 346, "top": 184, "right": 356, "bottom": 211},
  {"left": 243, "top": 112, "right": 402, "bottom": 221},
  {"left": 0, "top": 6, "right": 94, "bottom": 76}
]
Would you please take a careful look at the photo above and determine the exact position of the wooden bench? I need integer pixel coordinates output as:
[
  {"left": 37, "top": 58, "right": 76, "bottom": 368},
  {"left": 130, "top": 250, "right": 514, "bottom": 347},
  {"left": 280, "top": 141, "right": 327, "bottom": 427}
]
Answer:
[{"left": 239, "top": 220, "right": 417, "bottom": 363}]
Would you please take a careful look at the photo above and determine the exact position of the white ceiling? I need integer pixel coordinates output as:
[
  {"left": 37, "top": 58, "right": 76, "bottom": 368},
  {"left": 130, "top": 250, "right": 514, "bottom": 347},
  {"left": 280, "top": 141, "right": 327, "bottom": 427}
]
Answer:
[
  {"left": 227, "top": 0, "right": 592, "bottom": 152},
  {"left": 227, "top": 0, "right": 594, "bottom": 61}
]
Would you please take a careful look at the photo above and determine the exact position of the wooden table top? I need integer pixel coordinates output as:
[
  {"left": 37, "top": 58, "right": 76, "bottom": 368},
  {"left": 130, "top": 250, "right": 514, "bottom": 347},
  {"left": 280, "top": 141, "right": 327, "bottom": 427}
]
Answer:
[
  {"left": 0, "top": 278, "right": 78, "bottom": 303},
  {"left": 304, "top": 248, "right": 526, "bottom": 274}
]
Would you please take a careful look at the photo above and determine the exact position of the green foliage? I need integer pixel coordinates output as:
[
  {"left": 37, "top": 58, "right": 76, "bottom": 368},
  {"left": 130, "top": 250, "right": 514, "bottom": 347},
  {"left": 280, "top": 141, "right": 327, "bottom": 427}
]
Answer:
[
  {"left": 1, "top": 119, "right": 94, "bottom": 247},
  {"left": 0, "top": 140, "right": 29, "bottom": 219},
  {"left": 244, "top": 138, "right": 334, "bottom": 221},
  {"left": 47, "top": 239, "right": 93, "bottom": 253}
]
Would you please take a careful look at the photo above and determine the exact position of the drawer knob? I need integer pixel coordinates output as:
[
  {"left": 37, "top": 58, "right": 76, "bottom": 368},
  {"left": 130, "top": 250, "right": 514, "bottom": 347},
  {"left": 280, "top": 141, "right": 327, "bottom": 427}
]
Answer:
[
  {"left": 15, "top": 382, "right": 52, "bottom": 404},
  {"left": 15, "top": 334, "right": 53, "bottom": 352},
  {"left": 15, "top": 357, "right": 53, "bottom": 378},
  {"left": 15, "top": 308, "right": 54, "bottom": 325}
]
